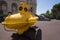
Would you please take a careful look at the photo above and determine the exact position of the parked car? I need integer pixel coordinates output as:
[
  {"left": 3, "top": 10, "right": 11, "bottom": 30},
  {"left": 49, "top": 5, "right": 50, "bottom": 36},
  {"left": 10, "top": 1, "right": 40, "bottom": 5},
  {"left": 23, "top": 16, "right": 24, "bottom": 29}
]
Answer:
[{"left": 38, "top": 15, "right": 51, "bottom": 21}]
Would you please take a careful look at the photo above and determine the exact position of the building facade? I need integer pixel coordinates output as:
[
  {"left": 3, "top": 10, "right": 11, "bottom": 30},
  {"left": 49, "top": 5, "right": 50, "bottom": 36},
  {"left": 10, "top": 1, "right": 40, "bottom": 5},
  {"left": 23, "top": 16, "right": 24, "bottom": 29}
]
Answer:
[{"left": 0, "top": 0, "right": 37, "bottom": 16}]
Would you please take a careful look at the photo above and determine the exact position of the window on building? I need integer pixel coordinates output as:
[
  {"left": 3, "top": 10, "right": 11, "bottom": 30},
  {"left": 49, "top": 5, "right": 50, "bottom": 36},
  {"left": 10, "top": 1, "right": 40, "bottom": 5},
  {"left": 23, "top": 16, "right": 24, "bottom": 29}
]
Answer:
[
  {"left": 2, "top": 4, "right": 7, "bottom": 11},
  {"left": 0, "top": 1, "right": 7, "bottom": 16},
  {"left": 30, "top": 7, "right": 33, "bottom": 12},
  {"left": 27, "top": 0, "right": 29, "bottom": 4},
  {"left": 30, "top": 0, "right": 32, "bottom": 2},
  {"left": 11, "top": 3, "right": 17, "bottom": 13},
  {"left": 30, "top": 0, "right": 33, "bottom": 4},
  {"left": 27, "top": 0, "right": 28, "bottom": 2}
]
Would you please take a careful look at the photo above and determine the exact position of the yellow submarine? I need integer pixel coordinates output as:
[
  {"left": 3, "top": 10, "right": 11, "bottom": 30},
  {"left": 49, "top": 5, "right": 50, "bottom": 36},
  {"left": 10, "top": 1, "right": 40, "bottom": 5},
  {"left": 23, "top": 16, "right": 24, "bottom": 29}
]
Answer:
[{"left": 2, "top": 2, "right": 38, "bottom": 35}]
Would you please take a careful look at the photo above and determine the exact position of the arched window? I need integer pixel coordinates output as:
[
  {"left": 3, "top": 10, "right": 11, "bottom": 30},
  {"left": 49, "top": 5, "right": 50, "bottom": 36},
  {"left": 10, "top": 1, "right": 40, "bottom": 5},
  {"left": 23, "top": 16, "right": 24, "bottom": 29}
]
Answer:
[
  {"left": 2, "top": 4, "right": 7, "bottom": 11},
  {"left": 11, "top": 3, "right": 17, "bottom": 13}
]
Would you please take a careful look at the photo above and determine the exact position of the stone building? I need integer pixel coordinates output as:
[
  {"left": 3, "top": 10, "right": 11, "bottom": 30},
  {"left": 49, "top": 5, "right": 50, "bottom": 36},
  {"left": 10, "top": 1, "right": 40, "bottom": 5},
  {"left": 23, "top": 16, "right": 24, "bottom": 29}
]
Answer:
[{"left": 0, "top": 0, "right": 37, "bottom": 16}]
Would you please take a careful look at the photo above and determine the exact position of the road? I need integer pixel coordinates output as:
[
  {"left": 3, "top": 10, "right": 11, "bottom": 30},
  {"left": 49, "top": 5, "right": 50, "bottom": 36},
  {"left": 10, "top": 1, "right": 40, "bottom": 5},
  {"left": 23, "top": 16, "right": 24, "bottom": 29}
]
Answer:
[{"left": 0, "top": 20, "right": 60, "bottom": 40}]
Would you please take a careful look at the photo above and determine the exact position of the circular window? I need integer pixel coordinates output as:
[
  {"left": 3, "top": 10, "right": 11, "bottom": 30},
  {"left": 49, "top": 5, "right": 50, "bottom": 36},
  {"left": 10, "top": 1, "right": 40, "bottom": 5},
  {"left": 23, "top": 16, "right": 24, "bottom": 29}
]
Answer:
[
  {"left": 24, "top": 7, "right": 28, "bottom": 12},
  {"left": 19, "top": 6, "right": 23, "bottom": 11}
]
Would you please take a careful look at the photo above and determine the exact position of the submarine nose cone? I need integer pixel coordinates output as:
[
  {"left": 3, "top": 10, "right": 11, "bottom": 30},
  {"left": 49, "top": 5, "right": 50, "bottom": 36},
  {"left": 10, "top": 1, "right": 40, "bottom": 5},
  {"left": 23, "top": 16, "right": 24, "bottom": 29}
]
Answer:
[
  {"left": 1, "top": 13, "right": 24, "bottom": 25},
  {"left": 2, "top": 22, "right": 5, "bottom": 25}
]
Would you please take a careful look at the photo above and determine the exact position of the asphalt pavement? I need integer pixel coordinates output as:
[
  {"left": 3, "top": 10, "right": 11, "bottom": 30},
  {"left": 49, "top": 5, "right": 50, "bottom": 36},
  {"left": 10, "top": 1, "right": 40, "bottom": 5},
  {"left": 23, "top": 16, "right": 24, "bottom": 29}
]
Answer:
[{"left": 0, "top": 20, "right": 60, "bottom": 40}]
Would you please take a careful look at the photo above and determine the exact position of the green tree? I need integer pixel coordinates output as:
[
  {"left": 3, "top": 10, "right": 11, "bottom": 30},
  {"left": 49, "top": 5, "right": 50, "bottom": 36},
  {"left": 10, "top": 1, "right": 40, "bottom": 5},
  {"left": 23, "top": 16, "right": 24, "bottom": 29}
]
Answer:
[
  {"left": 51, "top": 3, "right": 60, "bottom": 19},
  {"left": 45, "top": 10, "right": 50, "bottom": 18}
]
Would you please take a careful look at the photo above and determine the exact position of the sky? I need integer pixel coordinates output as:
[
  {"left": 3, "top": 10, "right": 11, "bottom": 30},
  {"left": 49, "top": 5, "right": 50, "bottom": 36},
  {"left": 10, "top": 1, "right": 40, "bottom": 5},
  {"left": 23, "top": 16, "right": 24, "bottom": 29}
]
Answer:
[{"left": 36, "top": 0, "right": 60, "bottom": 15}]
